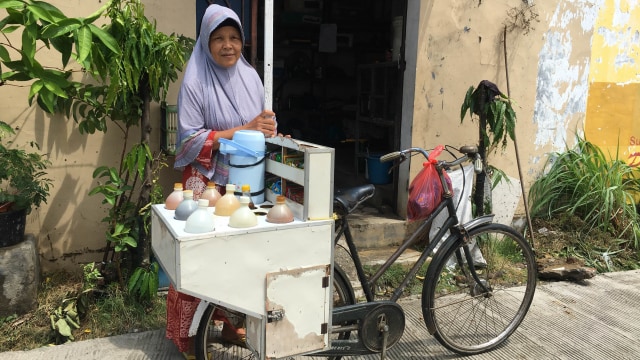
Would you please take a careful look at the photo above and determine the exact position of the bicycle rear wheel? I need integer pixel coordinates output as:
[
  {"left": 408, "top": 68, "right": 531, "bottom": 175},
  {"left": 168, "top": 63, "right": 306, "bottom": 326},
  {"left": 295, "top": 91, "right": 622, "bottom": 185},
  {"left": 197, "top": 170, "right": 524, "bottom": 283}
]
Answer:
[
  {"left": 195, "top": 305, "right": 257, "bottom": 360},
  {"left": 329, "top": 263, "right": 357, "bottom": 360},
  {"left": 422, "top": 223, "right": 537, "bottom": 355}
]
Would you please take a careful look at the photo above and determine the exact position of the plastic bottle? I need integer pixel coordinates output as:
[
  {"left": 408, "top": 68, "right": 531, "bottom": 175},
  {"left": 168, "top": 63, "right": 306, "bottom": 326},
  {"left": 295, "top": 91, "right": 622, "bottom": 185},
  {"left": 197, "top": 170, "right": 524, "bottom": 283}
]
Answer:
[
  {"left": 241, "top": 184, "right": 256, "bottom": 209},
  {"left": 184, "top": 199, "right": 215, "bottom": 233},
  {"left": 229, "top": 196, "right": 258, "bottom": 228},
  {"left": 266, "top": 195, "right": 294, "bottom": 224},
  {"left": 175, "top": 190, "right": 198, "bottom": 220},
  {"left": 214, "top": 184, "right": 240, "bottom": 216},
  {"left": 165, "top": 183, "right": 184, "bottom": 210},
  {"left": 201, "top": 182, "right": 221, "bottom": 207}
]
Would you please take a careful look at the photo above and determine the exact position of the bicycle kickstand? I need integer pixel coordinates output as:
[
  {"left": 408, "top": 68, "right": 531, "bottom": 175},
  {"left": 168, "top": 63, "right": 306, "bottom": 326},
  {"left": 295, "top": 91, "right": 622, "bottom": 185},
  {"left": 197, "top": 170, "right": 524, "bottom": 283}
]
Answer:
[{"left": 379, "top": 316, "right": 389, "bottom": 360}]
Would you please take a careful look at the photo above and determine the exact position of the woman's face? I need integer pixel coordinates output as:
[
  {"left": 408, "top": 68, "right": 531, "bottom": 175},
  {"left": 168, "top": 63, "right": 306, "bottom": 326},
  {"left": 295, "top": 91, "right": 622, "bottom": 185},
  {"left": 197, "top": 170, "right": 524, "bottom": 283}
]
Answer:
[{"left": 209, "top": 25, "right": 242, "bottom": 68}]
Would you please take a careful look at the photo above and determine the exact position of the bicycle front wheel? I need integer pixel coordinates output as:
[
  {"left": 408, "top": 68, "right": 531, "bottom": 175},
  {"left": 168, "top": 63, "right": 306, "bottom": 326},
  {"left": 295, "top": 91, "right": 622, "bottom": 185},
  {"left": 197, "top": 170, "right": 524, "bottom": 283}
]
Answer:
[{"left": 422, "top": 223, "right": 537, "bottom": 355}]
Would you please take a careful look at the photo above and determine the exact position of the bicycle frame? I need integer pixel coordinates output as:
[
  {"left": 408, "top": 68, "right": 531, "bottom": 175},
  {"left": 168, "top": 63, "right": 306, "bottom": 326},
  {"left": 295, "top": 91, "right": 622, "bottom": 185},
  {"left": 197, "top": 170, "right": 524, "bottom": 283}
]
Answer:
[{"left": 335, "top": 159, "right": 468, "bottom": 303}]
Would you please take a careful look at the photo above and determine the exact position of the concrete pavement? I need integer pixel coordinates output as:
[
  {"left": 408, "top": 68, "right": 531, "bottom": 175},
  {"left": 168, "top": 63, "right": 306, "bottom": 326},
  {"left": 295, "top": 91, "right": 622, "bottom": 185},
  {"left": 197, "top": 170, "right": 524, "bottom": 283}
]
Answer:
[{"left": 2, "top": 270, "right": 640, "bottom": 359}]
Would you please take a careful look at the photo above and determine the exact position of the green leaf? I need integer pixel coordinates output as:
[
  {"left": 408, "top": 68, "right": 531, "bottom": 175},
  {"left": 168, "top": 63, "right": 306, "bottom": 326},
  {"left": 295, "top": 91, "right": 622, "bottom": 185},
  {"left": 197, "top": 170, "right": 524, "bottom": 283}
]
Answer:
[
  {"left": 127, "top": 268, "right": 142, "bottom": 292},
  {"left": 82, "top": 2, "right": 109, "bottom": 24},
  {"left": 36, "top": 87, "right": 56, "bottom": 113},
  {"left": 28, "top": 79, "right": 44, "bottom": 102},
  {"left": 41, "top": 18, "right": 82, "bottom": 38},
  {"left": 108, "top": 167, "right": 120, "bottom": 183},
  {"left": 21, "top": 21, "right": 36, "bottom": 60},
  {"left": 88, "top": 24, "right": 120, "bottom": 55},
  {"left": 460, "top": 86, "right": 474, "bottom": 122},
  {"left": 140, "top": 273, "right": 150, "bottom": 299},
  {"left": 149, "top": 271, "right": 159, "bottom": 299},
  {"left": 55, "top": 319, "right": 72, "bottom": 337},
  {"left": 0, "top": 45, "right": 10, "bottom": 62},
  {"left": 91, "top": 165, "right": 110, "bottom": 178},
  {"left": 43, "top": 78, "right": 68, "bottom": 98},
  {"left": 30, "top": 1, "right": 66, "bottom": 21},
  {"left": 75, "top": 25, "right": 92, "bottom": 64},
  {"left": 48, "top": 36, "right": 73, "bottom": 67},
  {"left": 26, "top": 3, "right": 57, "bottom": 23},
  {"left": 123, "top": 236, "right": 137, "bottom": 248},
  {"left": 137, "top": 146, "right": 146, "bottom": 176},
  {"left": 0, "top": 1, "right": 24, "bottom": 10},
  {"left": 112, "top": 223, "right": 125, "bottom": 236},
  {"left": 1, "top": 24, "right": 20, "bottom": 34}
]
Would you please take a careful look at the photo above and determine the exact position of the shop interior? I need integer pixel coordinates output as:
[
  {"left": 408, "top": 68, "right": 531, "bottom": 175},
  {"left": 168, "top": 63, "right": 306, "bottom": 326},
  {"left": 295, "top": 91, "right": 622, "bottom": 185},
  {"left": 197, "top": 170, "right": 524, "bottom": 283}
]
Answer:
[{"left": 269, "top": 1, "right": 405, "bottom": 193}]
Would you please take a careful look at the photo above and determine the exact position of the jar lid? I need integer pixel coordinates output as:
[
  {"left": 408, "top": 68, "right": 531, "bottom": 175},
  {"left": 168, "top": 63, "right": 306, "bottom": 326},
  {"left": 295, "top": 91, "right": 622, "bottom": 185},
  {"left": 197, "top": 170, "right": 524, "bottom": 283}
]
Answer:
[
  {"left": 242, "top": 184, "right": 250, "bottom": 192},
  {"left": 225, "top": 184, "right": 236, "bottom": 192}
]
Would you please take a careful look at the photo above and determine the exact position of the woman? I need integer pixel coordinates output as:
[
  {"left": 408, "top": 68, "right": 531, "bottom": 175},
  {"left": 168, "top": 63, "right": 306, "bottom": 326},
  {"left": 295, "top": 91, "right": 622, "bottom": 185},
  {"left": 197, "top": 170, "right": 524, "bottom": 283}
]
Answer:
[
  {"left": 174, "top": 4, "right": 276, "bottom": 199},
  {"left": 167, "top": 4, "right": 275, "bottom": 354}
]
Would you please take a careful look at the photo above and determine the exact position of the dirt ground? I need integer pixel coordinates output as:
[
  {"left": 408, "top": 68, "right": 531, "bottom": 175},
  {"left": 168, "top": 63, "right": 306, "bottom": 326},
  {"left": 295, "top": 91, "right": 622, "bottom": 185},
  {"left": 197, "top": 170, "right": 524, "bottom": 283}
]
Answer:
[{"left": 530, "top": 215, "right": 639, "bottom": 280}]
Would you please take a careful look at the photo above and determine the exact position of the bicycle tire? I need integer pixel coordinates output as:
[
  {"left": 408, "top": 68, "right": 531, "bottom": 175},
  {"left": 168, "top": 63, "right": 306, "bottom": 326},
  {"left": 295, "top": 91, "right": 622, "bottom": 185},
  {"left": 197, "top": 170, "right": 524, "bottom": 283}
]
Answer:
[
  {"left": 194, "top": 264, "right": 355, "bottom": 360},
  {"left": 422, "top": 223, "right": 537, "bottom": 355},
  {"left": 329, "top": 263, "right": 357, "bottom": 360},
  {"left": 195, "top": 304, "right": 258, "bottom": 360}
]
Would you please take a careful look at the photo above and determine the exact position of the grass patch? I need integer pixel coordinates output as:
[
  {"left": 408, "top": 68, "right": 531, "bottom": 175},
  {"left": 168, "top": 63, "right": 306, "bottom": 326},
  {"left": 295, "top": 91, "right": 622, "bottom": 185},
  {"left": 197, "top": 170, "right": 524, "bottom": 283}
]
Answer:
[
  {"left": 0, "top": 270, "right": 166, "bottom": 352},
  {"left": 364, "top": 260, "right": 431, "bottom": 298}
]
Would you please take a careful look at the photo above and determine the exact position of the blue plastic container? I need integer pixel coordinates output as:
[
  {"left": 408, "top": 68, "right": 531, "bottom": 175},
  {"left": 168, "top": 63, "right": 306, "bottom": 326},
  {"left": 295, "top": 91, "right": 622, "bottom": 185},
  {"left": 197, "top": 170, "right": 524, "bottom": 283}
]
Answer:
[
  {"left": 367, "top": 154, "right": 392, "bottom": 184},
  {"left": 219, "top": 130, "right": 266, "bottom": 204}
]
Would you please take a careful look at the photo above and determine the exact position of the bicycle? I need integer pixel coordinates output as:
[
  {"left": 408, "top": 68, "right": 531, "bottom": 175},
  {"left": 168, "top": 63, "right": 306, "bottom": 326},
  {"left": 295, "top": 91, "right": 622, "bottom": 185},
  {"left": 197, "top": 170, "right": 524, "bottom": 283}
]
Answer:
[{"left": 192, "top": 145, "right": 537, "bottom": 360}]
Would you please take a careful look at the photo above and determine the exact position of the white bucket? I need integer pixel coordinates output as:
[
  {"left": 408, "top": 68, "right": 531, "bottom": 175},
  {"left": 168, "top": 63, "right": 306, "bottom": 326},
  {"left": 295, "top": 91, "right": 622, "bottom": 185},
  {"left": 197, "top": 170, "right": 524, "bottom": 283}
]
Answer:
[
  {"left": 392, "top": 16, "right": 403, "bottom": 61},
  {"left": 219, "top": 130, "right": 266, "bottom": 204}
]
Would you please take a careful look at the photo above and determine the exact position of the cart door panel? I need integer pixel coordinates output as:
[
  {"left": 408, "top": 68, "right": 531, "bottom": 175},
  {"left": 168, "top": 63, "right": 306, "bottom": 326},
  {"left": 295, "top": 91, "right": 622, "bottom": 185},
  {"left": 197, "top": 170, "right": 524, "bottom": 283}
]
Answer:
[{"left": 265, "top": 265, "right": 330, "bottom": 359}]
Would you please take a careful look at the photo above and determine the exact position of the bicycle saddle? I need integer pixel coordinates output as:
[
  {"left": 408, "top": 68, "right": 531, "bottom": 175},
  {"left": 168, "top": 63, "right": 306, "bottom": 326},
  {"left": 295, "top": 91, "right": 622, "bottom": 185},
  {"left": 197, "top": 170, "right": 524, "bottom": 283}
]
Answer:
[{"left": 334, "top": 184, "right": 375, "bottom": 214}]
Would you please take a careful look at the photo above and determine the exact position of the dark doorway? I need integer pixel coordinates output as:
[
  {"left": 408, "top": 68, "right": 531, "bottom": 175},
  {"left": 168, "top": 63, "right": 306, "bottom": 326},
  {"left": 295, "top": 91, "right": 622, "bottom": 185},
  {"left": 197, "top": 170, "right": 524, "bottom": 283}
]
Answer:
[{"left": 269, "top": 1, "right": 406, "bottom": 211}]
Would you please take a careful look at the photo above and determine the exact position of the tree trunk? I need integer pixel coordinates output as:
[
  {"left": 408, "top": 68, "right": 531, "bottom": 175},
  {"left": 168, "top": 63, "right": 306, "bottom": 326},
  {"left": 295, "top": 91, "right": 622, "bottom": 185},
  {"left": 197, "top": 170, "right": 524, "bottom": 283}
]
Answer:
[
  {"left": 136, "top": 75, "right": 152, "bottom": 267},
  {"left": 474, "top": 116, "right": 487, "bottom": 216}
]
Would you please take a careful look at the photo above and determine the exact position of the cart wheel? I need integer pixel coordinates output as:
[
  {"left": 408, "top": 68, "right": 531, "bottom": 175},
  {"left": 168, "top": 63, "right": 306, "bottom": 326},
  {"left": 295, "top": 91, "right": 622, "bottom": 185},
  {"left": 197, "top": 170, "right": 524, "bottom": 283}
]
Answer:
[{"left": 195, "top": 304, "right": 258, "bottom": 360}]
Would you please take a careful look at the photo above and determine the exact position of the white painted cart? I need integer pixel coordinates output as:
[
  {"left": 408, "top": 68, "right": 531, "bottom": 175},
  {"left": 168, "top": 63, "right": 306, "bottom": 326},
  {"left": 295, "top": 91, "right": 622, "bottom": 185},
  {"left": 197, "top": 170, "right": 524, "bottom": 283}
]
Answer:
[{"left": 152, "top": 138, "right": 335, "bottom": 359}]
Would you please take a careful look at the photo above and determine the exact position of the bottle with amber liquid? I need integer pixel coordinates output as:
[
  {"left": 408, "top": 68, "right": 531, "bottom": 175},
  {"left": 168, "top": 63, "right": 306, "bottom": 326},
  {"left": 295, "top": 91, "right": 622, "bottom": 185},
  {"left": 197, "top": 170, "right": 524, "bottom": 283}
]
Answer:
[
  {"left": 266, "top": 195, "right": 294, "bottom": 224},
  {"left": 241, "top": 184, "right": 255, "bottom": 209},
  {"left": 214, "top": 184, "right": 240, "bottom": 216},
  {"left": 165, "top": 183, "right": 184, "bottom": 210},
  {"left": 201, "top": 182, "right": 221, "bottom": 207}
]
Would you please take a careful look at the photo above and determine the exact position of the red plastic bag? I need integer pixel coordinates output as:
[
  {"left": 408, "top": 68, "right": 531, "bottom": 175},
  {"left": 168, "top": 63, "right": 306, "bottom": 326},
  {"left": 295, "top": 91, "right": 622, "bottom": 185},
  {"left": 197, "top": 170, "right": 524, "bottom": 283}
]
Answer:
[{"left": 407, "top": 145, "right": 453, "bottom": 222}]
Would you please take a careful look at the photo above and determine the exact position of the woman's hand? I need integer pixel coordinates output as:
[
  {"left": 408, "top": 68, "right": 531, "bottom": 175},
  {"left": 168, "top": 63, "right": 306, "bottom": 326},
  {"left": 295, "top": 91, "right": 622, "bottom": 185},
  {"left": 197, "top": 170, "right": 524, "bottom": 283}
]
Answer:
[{"left": 245, "top": 110, "right": 277, "bottom": 137}]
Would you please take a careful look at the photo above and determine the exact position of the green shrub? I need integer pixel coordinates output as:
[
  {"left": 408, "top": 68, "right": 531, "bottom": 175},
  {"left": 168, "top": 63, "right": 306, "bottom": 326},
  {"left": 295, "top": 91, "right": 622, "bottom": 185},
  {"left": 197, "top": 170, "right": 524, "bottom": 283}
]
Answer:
[{"left": 529, "top": 137, "right": 640, "bottom": 247}]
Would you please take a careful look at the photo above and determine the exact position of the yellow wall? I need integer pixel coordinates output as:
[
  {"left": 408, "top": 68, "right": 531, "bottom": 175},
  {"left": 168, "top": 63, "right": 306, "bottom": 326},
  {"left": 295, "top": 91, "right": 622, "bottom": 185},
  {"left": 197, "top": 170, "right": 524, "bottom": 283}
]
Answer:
[
  {"left": 413, "top": 0, "right": 640, "bottom": 217},
  {"left": 584, "top": 0, "right": 640, "bottom": 166}
]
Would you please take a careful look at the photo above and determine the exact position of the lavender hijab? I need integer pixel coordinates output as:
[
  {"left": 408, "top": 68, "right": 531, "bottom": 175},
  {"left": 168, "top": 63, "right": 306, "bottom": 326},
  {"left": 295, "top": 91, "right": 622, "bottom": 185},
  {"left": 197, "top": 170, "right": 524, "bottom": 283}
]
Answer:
[{"left": 174, "top": 5, "right": 264, "bottom": 184}]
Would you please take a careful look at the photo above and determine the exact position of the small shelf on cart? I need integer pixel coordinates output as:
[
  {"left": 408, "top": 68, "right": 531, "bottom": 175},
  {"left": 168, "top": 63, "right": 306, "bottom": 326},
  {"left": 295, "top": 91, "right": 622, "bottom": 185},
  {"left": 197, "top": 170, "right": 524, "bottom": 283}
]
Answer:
[
  {"left": 265, "top": 137, "right": 334, "bottom": 221},
  {"left": 266, "top": 159, "right": 305, "bottom": 184}
]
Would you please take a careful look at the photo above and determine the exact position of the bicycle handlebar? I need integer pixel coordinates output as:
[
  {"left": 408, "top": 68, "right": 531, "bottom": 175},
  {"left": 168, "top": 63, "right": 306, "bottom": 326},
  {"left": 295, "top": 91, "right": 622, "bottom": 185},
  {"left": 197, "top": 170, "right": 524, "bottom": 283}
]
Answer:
[{"left": 380, "top": 146, "right": 483, "bottom": 173}]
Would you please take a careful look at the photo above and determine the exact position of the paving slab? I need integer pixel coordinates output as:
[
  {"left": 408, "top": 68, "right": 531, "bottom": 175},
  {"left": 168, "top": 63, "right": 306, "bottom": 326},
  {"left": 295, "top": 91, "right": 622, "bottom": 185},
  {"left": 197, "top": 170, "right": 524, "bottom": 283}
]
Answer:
[{"left": 2, "top": 270, "right": 640, "bottom": 360}]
